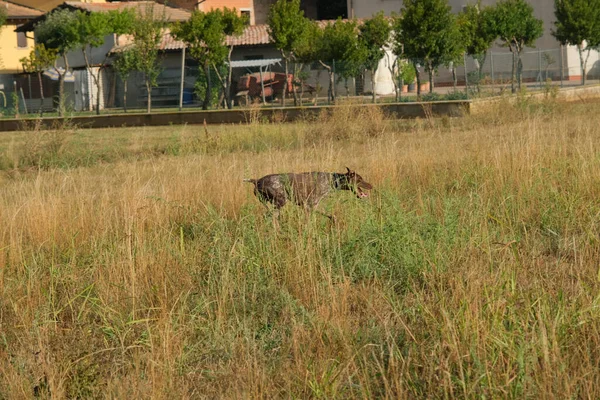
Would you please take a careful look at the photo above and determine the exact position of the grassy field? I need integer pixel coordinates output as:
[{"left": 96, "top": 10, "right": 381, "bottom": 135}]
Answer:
[{"left": 1, "top": 96, "right": 600, "bottom": 398}]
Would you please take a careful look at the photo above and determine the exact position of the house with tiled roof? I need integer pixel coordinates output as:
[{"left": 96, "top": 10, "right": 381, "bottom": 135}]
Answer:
[
  {"left": 0, "top": 1, "right": 42, "bottom": 74},
  {"left": 13, "top": 1, "right": 360, "bottom": 111},
  {"left": 16, "top": 1, "right": 192, "bottom": 111}
]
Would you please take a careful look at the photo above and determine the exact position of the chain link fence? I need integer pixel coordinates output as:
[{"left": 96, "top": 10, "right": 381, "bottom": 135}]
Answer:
[{"left": 1, "top": 47, "right": 598, "bottom": 116}]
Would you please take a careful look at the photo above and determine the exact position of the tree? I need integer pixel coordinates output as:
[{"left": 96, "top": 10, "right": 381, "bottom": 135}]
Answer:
[
  {"left": 267, "top": 0, "right": 310, "bottom": 106},
  {"left": 457, "top": 2, "right": 497, "bottom": 92},
  {"left": 358, "top": 12, "right": 392, "bottom": 103},
  {"left": 398, "top": 0, "right": 462, "bottom": 96},
  {"left": 35, "top": 9, "right": 80, "bottom": 116},
  {"left": 130, "top": 3, "right": 167, "bottom": 113},
  {"left": 316, "top": 19, "right": 364, "bottom": 103},
  {"left": 218, "top": 9, "right": 248, "bottom": 109},
  {"left": 553, "top": 0, "right": 600, "bottom": 85},
  {"left": 20, "top": 44, "right": 58, "bottom": 116},
  {"left": 112, "top": 48, "right": 138, "bottom": 113},
  {"left": 76, "top": 9, "right": 135, "bottom": 114},
  {"left": 490, "top": 0, "right": 543, "bottom": 93},
  {"left": 293, "top": 21, "right": 320, "bottom": 103},
  {"left": 172, "top": 8, "right": 246, "bottom": 110}
]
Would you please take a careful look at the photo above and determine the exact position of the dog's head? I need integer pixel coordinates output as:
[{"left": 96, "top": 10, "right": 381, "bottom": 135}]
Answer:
[{"left": 339, "top": 167, "right": 373, "bottom": 198}]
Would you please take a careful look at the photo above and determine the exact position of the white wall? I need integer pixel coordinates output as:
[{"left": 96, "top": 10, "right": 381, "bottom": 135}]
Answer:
[{"left": 349, "top": 0, "right": 600, "bottom": 85}]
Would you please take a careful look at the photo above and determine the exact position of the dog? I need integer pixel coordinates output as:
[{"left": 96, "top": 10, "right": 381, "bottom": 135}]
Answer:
[{"left": 244, "top": 167, "right": 372, "bottom": 219}]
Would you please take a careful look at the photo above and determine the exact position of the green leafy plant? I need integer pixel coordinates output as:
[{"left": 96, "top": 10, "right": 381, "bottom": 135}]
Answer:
[
  {"left": 553, "top": 0, "right": 600, "bottom": 85},
  {"left": 490, "top": 0, "right": 544, "bottom": 93}
]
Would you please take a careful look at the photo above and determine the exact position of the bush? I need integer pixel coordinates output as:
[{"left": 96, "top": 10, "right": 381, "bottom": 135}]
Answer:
[
  {"left": 421, "top": 92, "right": 442, "bottom": 102},
  {"left": 305, "top": 101, "right": 388, "bottom": 142},
  {"left": 445, "top": 91, "right": 468, "bottom": 101}
]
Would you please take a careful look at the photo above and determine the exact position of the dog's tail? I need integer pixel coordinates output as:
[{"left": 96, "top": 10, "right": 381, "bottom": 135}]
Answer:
[{"left": 243, "top": 178, "right": 257, "bottom": 185}]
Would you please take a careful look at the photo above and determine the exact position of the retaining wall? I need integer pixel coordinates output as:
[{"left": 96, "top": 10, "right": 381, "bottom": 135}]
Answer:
[{"left": 0, "top": 101, "right": 470, "bottom": 132}]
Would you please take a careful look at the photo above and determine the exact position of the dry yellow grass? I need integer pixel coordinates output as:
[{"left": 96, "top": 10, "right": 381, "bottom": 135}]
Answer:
[{"left": 1, "top": 99, "right": 600, "bottom": 398}]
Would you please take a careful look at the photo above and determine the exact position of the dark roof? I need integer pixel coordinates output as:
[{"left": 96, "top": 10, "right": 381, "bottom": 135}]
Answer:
[
  {"left": 0, "top": 1, "right": 43, "bottom": 19},
  {"left": 15, "top": 1, "right": 191, "bottom": 32}
]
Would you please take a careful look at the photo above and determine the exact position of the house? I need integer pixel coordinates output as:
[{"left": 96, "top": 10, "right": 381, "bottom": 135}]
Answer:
[
  {"left": 16, "top": 1, "right": 191, "bottom": 111},
  {"left": 158, "top": 0, "right": 256, "bottom": 24},
  {"left": 0, "top": 1, "right": 42, "bottom": 74}
]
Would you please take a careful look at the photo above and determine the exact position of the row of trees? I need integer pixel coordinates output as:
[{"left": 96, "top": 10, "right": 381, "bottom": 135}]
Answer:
[
  {"left": 20, "top": 4, "right": 169, "bottom": 115},
  {"left": 18, "top": 0, "right": 600, "bottom": 115},
  {"left": 268, "top": 0, "right": 600, "bottom": 103}
]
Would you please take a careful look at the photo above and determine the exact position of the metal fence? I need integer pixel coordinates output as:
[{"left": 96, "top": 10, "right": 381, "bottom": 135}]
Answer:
[{"left": 1, "top": 47, "right": 598, "bottom": 116}]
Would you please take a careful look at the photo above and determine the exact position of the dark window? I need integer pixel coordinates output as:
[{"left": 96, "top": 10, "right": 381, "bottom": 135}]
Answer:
[
  {"left": 17, "top": 26, "right": 27, "bottom": 48},
  {"left": 240, "top": 9, "right": 251, "bottom": 24}
]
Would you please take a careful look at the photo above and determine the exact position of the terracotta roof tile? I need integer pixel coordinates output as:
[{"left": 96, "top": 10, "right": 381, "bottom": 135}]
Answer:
[
  {"left": 0, "top": 1, "right": 43, "bottom": 18},
  {"left": 63, "top": 1, "right": 190, "bottom": 22},
  {"left": 110, "top": 19, "right": 362, "bottom": 53},
  {"left": 112, "top": 24, "right": 271, "bottom": 53}
]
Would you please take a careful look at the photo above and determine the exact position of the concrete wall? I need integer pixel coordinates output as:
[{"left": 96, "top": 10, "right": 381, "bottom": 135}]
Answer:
[{"left": 0, "top": 100, "right": 470, "bottom": 131}]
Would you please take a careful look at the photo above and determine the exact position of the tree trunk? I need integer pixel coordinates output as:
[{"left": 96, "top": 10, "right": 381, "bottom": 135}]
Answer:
[
  {"left": 146, "top": 80, "right": 151, "bottom": 113},
  {"left": 428, "top": 62, "right": 434, "bottom": 93},
  {"left": 203, "top": 63, "right": 210, "bottom": 110},
  {"left": 292, "top": 62, "right": 299, "bottom": 106},
  {"left": 37, "top": 71, "right": 44, "bottom": 116},
  {"left": 517, "top": 54, "right": 523, "bottom": 90},
  {"left": 282, "top": 52, "right": 288, "bottom": 107},
  {"left": 577, "top": 44, "right": 589, "bottom": 86},
  {"left": 57, "top": 54, "right": 70, "bottom": 117},
  {"left": 511, "top": 50, "right": 516, "bottom": 94},
  {"left": 477, "top": 53, "right": 487, "bottom": 94},
  {"left": 452, "top": 67, "right": 457, "bottom": 90},
  {"left": 123, "top": 78, "right": 128, "bottom": 113},
  {"left": 329, "top": 70, "right": 335, "bottom": 103},
  {"left": 226, "top": 45, "right": 234, "bottom": 109},
  {"left": 371, "top": 69, "right": 376, "bottom": 103},
  {"left": 95, "top": 68, "right": 102, "bottom": 115},
  {"left": 414, "top": 62, "right": 421, "bottom": 98}
]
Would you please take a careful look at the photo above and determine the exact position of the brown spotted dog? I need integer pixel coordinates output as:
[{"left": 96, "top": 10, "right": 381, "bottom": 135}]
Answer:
[{"left": 244, "top": 168, "right": 372, "bottom": 219}]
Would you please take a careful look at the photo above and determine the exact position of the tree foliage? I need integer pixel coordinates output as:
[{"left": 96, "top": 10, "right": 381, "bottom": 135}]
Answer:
[
  {"left": 553, "top": 0, "right": 600, "bottom": 84},
  {"left": 75, "top": 9, "right": 135, "bottom": 114},
  {"left": 129, "top": 3, "right": 168, "bottom": 113},
  {"left": 490, "top": 0, "right": 543, "bottom": 92},
  {"left": 112, "top": 49, "right": 139, "bottom": 112},
  {"left": 20, "top": 44, "right": 58, "bottom": 115},
  {"left": 172, "top": 8, "right": 246, "bottom": 109},
  {"left": 457, "top": 2, "right": 498, "bottom": 90},
  {"left": 398, "top": 0, "right": 462, "bottom": 94},
  {"left": 358, "top": 12, "right": 392, "bottom": 102},
  {"left": 35, "top": 9, "right": 81, "bottom": 115},
  {"left": 267, "top": 0, "right": 310, "bottom": 105},
  {"left": 316, "top": 19, "right": 365, "bottom": 103}
]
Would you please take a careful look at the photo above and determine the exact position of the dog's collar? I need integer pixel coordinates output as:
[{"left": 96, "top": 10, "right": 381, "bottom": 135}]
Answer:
[{"left": 332, "top": 173, "right": 343, "bottom": 190}]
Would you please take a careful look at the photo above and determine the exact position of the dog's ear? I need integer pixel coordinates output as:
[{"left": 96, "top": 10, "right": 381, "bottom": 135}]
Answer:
[{"left": 345, "top": 167, "right": 354, "bottom": 175}]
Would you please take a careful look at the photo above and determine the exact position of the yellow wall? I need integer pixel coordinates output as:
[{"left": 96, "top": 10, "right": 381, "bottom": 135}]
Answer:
[{"left": 0, "top": 23, "right": 35, "bottom": 73}]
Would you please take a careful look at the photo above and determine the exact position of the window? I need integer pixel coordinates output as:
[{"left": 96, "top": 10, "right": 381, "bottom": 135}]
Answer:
[
  {"left": 16, "top": 26, "right": 27, "bottom": 48},
  {"left": 240, "top": 9, "right": 251, "bottom": 25}
]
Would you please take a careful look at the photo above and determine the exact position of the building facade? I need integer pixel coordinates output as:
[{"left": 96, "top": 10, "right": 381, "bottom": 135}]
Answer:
[
  {"left": 348, "top": 0, "right": 600, "bottom": 87},
  {"left": 0, "top": 1, "right": 42, "bottom": 74}
]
